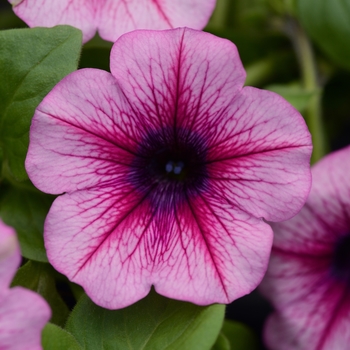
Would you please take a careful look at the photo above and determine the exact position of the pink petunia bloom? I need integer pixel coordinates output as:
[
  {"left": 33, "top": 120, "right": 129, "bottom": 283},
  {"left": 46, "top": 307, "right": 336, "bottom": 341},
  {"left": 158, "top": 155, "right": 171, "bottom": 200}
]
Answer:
[
  {"left": 8, "top": 0, "right": 216, "bottom": 43},
  {"left": 0, "top": 220, "right": 51, "bottom": 350},
  {"left": 260, "top": 146, "right": 350, "bottom": 350},
  {"left": 26, "top": 28, "right": 312, "bottom": 309}
]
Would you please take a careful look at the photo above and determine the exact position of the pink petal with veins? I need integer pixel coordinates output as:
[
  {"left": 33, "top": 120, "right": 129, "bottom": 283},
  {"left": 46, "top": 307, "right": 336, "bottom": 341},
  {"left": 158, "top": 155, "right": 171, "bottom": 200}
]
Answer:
[
  {"left": 0, "top": 220, "right": 51, "bottom": 349},
  {"left": 0, "top": 287, "right": 51, "bottom": 350},
  {"left": 155, "top": 194, "right": 273, "bottom": 305},
  {"left": 9, "top": 0, "right": 97, "bottom": 43},
  {"left": 271, "top": 145, "right": 350, "bottom": 254},
  {"left": 110, "top": 29, "right": 246, "bottom": 130},
  {"left": 0, "top": 221, "right": 19, "bottom": 293},
  {"left": 98, "top": 0, "right": 216, "bottom": 42},
  {"left": 206, "top": 87, "right": 312, "bottom": 222},
  {"left": 265, "top": 304, "right": 350, "bottom": 350},
  {"left": 111, "top": 29, "right": 311, "bottom": 222},
  {"left": 262, "top": 251, "right": 343, "bottom": 350},
  {"left": 27, "top": 28, "right": 312, "bottom": 309},
  {"left": 26, "top": 69, "right": 138, "bottom": 194},
  {"left": 45, "top": 186, "right": 273, "bottom": 308},
  {"left": 261, "top": 146, "right": 350, "bottom": 350},
  {"left": 9, "top": 0, "right": 216, "bottom": 43}
]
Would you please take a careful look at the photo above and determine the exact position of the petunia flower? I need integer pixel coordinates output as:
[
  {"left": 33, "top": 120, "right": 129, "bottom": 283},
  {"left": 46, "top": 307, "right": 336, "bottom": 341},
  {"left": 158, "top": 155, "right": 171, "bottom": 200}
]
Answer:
[
  {"left": 260, "top": 146, "right": 350, "bottom": 350},
  {"left": 25, "top": 28, "right": 312, "bottom": 309},
  {"left": 8, "top": 0, "right": 216, "bottom": 43},
  {"left": 0, "top": 219, "right": 51, "bottom": 350}
]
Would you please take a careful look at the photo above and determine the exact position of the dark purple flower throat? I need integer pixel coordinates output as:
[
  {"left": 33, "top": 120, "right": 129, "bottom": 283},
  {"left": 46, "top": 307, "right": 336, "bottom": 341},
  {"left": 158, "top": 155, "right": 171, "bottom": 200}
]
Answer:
[
  {"left": 331, "top": 234, "right": 350, "bottom": 284},
  {"left": 130, "top": 128, "right": 208, "bottom": 208}
]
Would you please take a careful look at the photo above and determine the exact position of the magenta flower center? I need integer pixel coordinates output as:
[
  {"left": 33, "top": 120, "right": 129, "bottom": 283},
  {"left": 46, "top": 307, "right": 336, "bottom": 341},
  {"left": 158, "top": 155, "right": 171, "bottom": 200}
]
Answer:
[
  {"left": 130, "top": 128, "right": 208, "bottom": 208},
  {"left": 331, "top": 234, "right": 350, "bottom": 284}
]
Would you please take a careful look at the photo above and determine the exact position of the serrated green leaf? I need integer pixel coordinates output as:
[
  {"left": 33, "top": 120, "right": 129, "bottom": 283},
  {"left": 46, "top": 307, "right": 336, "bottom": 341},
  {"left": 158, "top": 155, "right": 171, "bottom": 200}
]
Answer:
[
  {"left": 0, "top": 182, "right": 54, "bottom": 262},
  {"left": 297, "top": 0, "right": 350, "bottom": 71},
  {"left": 221, "top": 320, "right": 259, "bottom": 350},
  {"left": 265, "top": 83, "right": 316, "bottom": 112},
  {"left": 42, "top": 323, "right": 82, "bottom": 350},
  {"left": 11, "top": 261, "right": 70, "bottom": 327},
  {"left": 0, "top": 25, "right": 82, "bottom": 181},
  {"left": 66, "top": 290, "right": 225, "bottom": 350}
]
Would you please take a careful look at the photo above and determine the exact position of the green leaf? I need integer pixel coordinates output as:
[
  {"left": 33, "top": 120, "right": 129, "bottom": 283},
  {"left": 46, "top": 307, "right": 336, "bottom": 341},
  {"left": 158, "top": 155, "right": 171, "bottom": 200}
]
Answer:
[
  {"left": 0, "top": 182, "right": 54, "bottom": 262},
  {"left": 0, "top": 25, "right": 82, "bottom": 181},
  {"left": 212, "top": 333, "right": 231, "bottom": 350},
  {"left": 297, "top": 0, "right": 350, "bottom": 71},
  {"left": 11, "top": 261, "right": 70, "bottom": 327},
  {"left": 220, "top": 320, "right": 259, "bottom": 350},
  {"left": 79, "top": 34, "right": 112, "bottom": 71},
  {"left": 66, "top": 290, "right": 225, "bottom": 350},
  {"left": 265, "top": 83, "right": 316, "bottom": 112},
  {"left": 42, "top": 323, "right": 82, "bottom": 350}
]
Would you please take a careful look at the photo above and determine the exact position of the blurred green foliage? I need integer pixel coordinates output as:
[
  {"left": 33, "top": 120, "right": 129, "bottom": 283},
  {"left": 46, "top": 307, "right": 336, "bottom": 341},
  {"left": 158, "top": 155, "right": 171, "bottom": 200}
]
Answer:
[{"left": 66, "top": 291, "right": 225, "bottom": 350}]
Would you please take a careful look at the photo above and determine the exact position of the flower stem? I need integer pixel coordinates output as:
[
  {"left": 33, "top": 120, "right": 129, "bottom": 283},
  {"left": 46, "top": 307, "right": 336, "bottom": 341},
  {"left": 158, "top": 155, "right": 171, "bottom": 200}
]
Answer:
[{"left": 290, "top": 20, "right": 326, "bottom": 163}]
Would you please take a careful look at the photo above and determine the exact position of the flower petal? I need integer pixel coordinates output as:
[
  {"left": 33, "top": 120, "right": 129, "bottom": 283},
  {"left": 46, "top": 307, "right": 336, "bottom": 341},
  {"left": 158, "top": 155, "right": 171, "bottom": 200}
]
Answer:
[
  {"left": 260, "top": 147, "right": 350, "bottom": 307},
  {"left": 10, "top": 0, "right": 97, "bottom": 42},
  {"left": 205, "top": 87, "right": 312, "bottom": 222},
  {"left": 10, "top": 0, "right": 215, "bottom": 43},
  {"left": 272, "top": 146, "right": 350, "bottom": 252},
  {"left": 154, "top": 193, "right": 273, "bottom": 305},
  {"left": 0, "top": 220, "right": 20, "bottom": 292},
  {"left": 45, "top": 186, "right": 153, "bottom": 308},
  {"left": 97, "top": 0, "right": 216, "bottom": 42},
  {"left": 110, "top": 28, "right": 246, "bottom": 133},
  {"left": 261, "top": 146, "right": 350, "bottom": 349},
  {"left": 27, "top": 27, "right": 312, "bottom": 311},
  {"left": 260, "top": 247, "right": 331, "bottom": 310},
  {"left": 26, "top": 69, "right": 140, "bottom": 195},
  {"left": 45, "top": 185, "right": 273, "bottom": 308},
  {"left": 0, "top": 287, "right": 51, "bottom": 350},
  {"left": 264, "top": 276, "right": 350, "bottom": 350}
]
